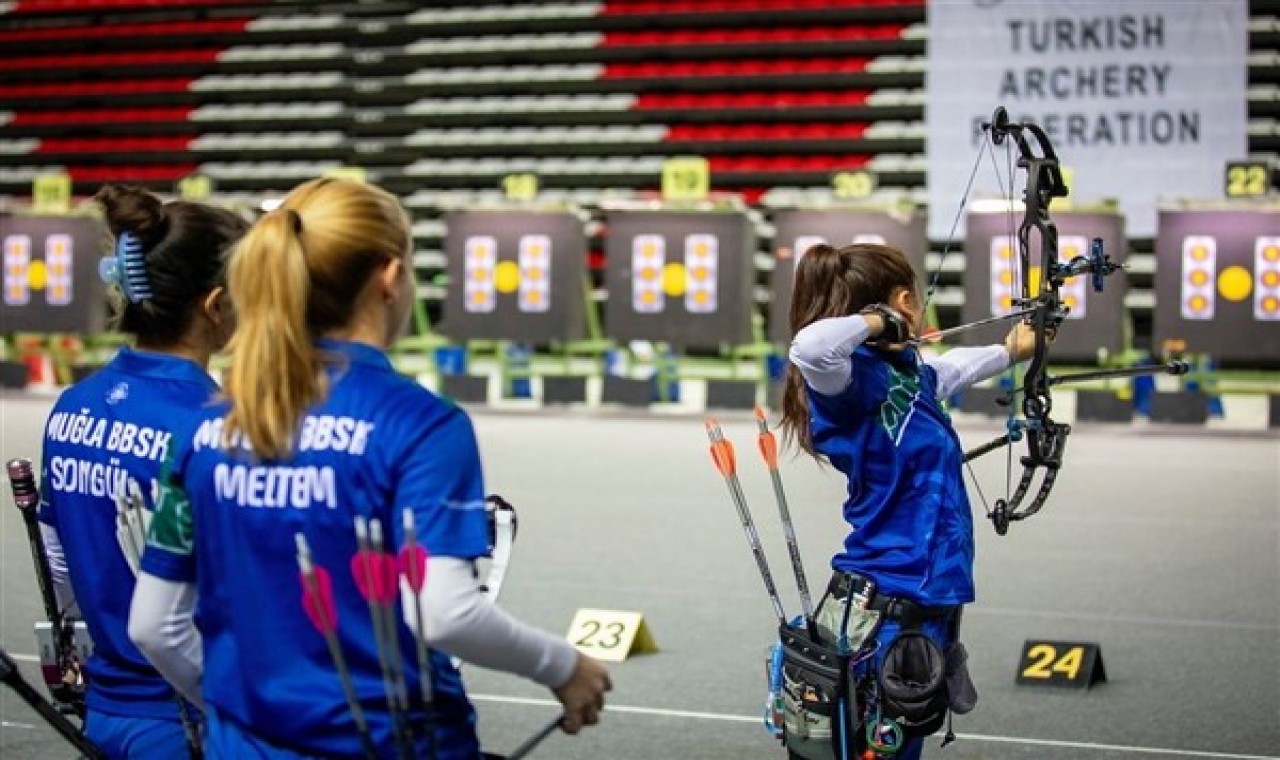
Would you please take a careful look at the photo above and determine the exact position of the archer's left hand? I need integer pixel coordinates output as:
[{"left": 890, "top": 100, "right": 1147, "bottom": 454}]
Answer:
[{"left": 1004, "top": 321, "right": 1048, "bottom": 363}]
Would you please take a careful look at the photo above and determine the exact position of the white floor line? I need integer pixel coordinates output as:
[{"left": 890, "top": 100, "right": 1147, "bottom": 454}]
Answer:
[
  {"left": 468, "top": 694, "right": 1280, "bottom": 760},
  {"left": 470, "top": 693, "right": 758, "bottom": 723},
  {"left": 1, "top": 720, "right": 40, "bottom": 730},
  {"left": 5, "top": 653, "right": 39, "bottom": 663}
]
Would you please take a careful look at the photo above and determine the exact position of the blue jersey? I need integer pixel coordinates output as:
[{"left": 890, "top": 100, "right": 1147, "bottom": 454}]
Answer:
[
  {"left": 39, "top": 347, "right": 218, "bottom": 719},
  {"left": 141, "top": 339, "right": 492, "bottom": 759},
  {"left": 808, "top": 346, "right": 975, "bottom": 606}
]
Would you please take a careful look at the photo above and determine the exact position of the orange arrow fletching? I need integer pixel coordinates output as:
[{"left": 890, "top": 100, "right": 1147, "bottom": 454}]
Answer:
[
  {"left": 710, "top": 437, "right": 737, "bottom": 477},
  {"left": 754, "top": 406, "right": 780, "bottom": 469},
  {"left": 757, "top": 429, "right": 779, "bottom": 470},
  {"left": 705, "top": 419, "right": 738, "bottom": 476}
]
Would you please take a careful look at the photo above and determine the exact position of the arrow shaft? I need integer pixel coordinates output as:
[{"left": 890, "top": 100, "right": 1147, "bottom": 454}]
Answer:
[
  {"left": 301, "top": 569, "right": 376, "bottom": 758},
  {"left": 724, "top": 474, "right": 786, "bottom": 623},
  {"left": 767, "top": 469, "right": 815, "bottom": 626},
  {"left": 910, "top": 307, "right": 1037, "bottom": 345}
]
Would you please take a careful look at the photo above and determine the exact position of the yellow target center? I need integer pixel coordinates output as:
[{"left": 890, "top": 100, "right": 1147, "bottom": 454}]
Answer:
[
  {"left": 1217, "top": 265, "right": 1252, "bottom": 302},
  {"left": 28, "top": 260, "right": 47, "bottom": 291},
  {"left": 494, "top": 261, "right": 520, "bottom": 294},
  {"left": 662, "top": 262, "right": 687, "bottom": 296}
]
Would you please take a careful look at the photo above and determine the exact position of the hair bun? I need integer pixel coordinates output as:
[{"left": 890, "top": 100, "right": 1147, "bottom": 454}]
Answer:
[{"left": 94, "top": 184, "right": 167, "bottom": 248}]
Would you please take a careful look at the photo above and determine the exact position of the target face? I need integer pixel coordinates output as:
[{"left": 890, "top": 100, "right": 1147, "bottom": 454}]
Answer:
[
  {"left": 0, "top": 217, "right": 106, "bottom": 333},
  {"left": 443, "top": 211, "right": 588, "bottom": 342},
  {"left": 605, "top": 210, "right": 755, "bottom": 350},
  {"left": 1154, "top": 210, "right": 1280, "bottom": 361}
]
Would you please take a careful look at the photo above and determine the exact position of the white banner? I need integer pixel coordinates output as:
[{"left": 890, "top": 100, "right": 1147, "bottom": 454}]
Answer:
[{"left": 926, "top": 0, "right": 1248, "bottom": 239}]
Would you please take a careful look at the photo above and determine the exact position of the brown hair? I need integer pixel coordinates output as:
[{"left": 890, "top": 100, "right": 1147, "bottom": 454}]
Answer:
[
  {"left": 221, "top": 178, "right": 411, "bottom": 459},
  {"left": 778, "top": 243, "right": 920, "bottom": 458},
  {"left": 95, "top": 185, "right": 247, "bottom": 346}
]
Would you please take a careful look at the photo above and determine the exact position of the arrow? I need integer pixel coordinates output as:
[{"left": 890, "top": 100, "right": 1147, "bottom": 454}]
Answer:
[
  {"left": 705, "top": 419, "right": 787, "bottom": 625},
  {"left": 907, "top": 307, "right": 1038, "bottom": 346},
  {"left": 352, "top": 517, "right": 413, "bottom": 760},
  {"left": 397, "top": 509, "right": 434, "bottom": 706},
  {"left": 397, "top": 509, "right": 437, "bottom": 759},
  {"left": 754, "top": 406, "right": 818, "bottom": 640},
  {"left": 296, "top": 533, "right": 377, "bottom": 760}
]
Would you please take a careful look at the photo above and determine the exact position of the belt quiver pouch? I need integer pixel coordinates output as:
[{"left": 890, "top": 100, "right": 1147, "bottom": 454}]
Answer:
[
  {"left": 877, "top": 631, "right": 948, "bottom": 737},
  {"left": 778, "top": 623, "right": 857, "bottom": 760}
]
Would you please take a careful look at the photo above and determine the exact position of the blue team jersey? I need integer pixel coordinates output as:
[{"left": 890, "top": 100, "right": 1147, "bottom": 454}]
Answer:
[
  {"left": 141, "top": 339, "right": 492, "bottom": 759},
  {"left": 808, "top": 346, "right": 975, "bottom": 607},
  {"left": 39, "top": 347, "right": 218, "bottom": 719}
]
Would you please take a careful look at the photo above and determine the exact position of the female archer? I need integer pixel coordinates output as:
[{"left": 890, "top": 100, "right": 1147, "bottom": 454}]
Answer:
[
  {"left": 128, "top": 177, "right": 610, "bottom": 759},
  {"left": 39, "top": 184, "right": 246, "bottom": 758},
  {"left": 779, "top": 242, "right": 1040, "bottom": 759}
]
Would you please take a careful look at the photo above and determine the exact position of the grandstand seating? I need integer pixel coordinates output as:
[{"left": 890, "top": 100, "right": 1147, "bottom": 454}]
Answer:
[{"left": 2, "top": 0, "right": 1278, "bottom": 347}]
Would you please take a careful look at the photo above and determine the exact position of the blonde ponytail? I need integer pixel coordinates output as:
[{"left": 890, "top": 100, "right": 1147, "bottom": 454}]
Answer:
[
  {"left": 222, "top": 209, "right": 326, "bottom": 459},
  {"left": 220, "top": 178, "right": 411, "bottom": 460}
]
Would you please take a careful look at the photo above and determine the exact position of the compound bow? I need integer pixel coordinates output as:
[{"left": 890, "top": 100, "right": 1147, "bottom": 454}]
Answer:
[{"left": 939, "top": 107, "right": 1187, "bottom": 535}]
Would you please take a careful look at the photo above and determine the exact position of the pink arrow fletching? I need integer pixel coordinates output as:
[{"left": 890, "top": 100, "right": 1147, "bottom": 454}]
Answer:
[
  {"left": 375, "top": 553, "right": 400, "bottom": 603},
  {"left": 351, "top": 552, "right": 390, "bottom": 602},
  {"left": 397, "top": 543, "right": 429, "bottom": 593},
  {"left": 300, "top": 564, "right": 337, "bottom": 635}
]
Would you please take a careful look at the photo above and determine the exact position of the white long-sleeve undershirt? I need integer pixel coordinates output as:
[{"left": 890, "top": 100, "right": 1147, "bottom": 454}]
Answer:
[
  {"left": 38, "top": 523, "right": 79, "bottom": 616},
  {"left": 128, "top": 556, "right": 578, "bottom": 705},
  {"left": 128, "top": 573, "right": 204, "bottom": 707},
  {"left": 789, "top": 314, "right": 1012, "bottom": 399}
]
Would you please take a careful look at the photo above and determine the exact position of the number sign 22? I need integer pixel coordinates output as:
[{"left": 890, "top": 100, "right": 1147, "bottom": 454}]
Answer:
[
  {"left": 566, "top": 608, "right": 659, "bottom": 662},
  {"left": 1016, "top": 640, "right": 1107, "bottom": 689}
]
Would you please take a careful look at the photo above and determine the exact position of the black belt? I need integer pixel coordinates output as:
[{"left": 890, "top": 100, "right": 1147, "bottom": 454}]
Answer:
[{"left": 827, "top": 572, "right": 957, "bottom": 624}]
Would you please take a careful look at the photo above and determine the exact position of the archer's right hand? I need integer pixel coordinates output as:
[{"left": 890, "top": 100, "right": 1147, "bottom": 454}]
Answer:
[{"left": 552, "top": 653, "right": 612, "bottom": 733}]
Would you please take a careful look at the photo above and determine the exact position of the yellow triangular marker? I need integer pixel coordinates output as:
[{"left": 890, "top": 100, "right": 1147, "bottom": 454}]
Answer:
[{"left": 566, "top": 608, "right": 658, "bottom": 662}]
